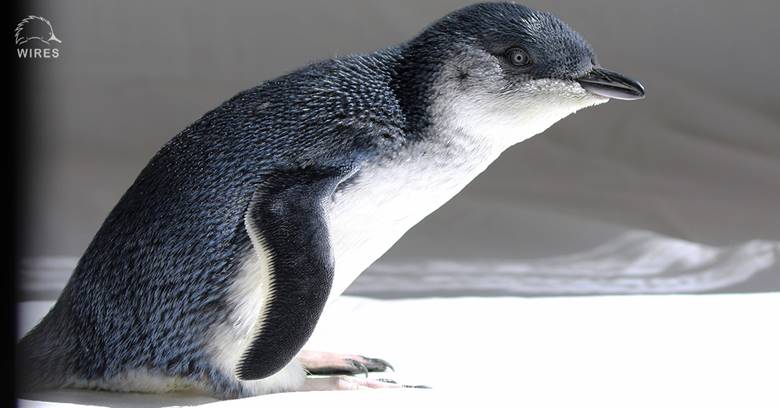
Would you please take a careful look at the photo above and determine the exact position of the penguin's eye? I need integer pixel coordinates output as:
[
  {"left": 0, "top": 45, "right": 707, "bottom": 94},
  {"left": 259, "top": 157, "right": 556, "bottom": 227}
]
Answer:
[{"left": 506, "top": 47, "right": 532, "bottom": 67}]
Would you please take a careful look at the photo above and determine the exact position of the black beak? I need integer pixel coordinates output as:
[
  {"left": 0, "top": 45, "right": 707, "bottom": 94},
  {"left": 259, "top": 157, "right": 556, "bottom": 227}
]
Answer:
[{"left": 577, "top": 67, "right": 645, "bottom": 100}]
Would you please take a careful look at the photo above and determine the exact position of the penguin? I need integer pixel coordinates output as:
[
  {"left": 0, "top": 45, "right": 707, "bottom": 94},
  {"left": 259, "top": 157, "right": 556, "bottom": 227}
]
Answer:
[{"left": 17, "top": 2, "right": 644, "bottom": 399}]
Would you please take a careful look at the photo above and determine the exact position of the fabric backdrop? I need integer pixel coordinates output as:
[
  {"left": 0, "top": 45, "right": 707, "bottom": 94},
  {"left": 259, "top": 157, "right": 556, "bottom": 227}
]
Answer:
[{"left": 18, "top": 0, "right": 780, "bottom": 299}]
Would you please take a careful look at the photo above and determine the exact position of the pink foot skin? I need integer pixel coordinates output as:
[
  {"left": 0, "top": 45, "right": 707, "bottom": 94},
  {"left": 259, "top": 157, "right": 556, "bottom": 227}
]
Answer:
[
  {"left": 302, "top": 376, "right": 430, "bottom": 391},
  {"left": 302, "top": 376, "right": 401, "bottom": 391}
]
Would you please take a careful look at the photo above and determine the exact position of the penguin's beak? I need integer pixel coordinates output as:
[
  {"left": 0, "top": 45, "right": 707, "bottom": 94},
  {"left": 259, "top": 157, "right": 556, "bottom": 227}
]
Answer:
[
  {"left": 577, "top": 67, "right": 645, "bottom": 100},
  {"left": 48, "top": 33, "right": 62, "bottom": 44}
]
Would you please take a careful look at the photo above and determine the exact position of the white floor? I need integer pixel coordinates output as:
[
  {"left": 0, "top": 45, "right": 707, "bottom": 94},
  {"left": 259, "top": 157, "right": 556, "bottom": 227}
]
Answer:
[{"left": 19, "top": 293, "right": 780, "bottom": 408}]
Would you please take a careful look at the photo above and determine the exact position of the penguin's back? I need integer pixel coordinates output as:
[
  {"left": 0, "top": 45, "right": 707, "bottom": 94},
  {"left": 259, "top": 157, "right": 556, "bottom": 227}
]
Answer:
[{"left": 18, "top": 48, "right": 410, "bottom": 391}]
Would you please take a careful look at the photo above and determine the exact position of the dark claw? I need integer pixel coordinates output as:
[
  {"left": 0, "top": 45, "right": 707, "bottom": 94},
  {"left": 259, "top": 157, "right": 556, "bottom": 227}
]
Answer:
[
  {"left": 348, "top": 359, "right": 369, "bottom": 378},
  {"left": 304, "top": 355, "right": 394, "bottom": 376},
  {"left": 377, "top": 378, "right": 397, "bottom": 384},
  {"left": 359, "top": 355, "right": 395, "bottom": 372}
]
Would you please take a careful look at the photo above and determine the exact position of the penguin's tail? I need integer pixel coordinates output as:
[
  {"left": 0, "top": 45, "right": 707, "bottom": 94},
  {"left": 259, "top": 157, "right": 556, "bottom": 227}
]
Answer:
[{"left": 16, "top": 303, "right": 70, "bottom": 395}]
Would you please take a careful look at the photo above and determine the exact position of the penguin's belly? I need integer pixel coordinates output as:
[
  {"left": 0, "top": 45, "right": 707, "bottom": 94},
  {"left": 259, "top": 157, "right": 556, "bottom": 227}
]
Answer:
[{"left": 325, "top": 151, "right": 498, "bottom": 300}]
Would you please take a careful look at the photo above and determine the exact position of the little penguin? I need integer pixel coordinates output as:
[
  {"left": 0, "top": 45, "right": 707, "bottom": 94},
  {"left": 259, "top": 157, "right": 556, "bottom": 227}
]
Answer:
[{"left": 18, "top": 2, "right": 644, "bottom": 399}]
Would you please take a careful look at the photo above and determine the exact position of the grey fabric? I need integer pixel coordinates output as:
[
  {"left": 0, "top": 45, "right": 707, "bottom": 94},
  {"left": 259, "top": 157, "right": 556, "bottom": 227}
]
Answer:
[{"left": 19, "top": 0, "right": 780, "bottom": 298}]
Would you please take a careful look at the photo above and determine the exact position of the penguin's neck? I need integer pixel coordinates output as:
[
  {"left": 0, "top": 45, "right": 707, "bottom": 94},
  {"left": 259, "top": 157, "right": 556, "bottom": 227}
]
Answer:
[{"left": 429, "top": 77, "right": 595, "bottom": 154}]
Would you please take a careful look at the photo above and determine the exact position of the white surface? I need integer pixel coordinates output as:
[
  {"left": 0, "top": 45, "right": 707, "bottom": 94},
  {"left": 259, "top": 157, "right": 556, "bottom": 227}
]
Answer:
[{"left": 19, "top": 293, "right": 780, "bottom": 408}]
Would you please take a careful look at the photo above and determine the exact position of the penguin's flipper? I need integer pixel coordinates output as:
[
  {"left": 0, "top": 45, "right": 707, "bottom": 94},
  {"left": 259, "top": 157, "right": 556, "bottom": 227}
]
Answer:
[{"left": 236, "top": 167, "right": 349, "bottom": 381}]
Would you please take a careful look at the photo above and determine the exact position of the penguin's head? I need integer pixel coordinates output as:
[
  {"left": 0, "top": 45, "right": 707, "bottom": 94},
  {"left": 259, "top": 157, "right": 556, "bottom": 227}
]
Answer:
[{"left": 406, "top": 2, "right": 644, "bottom": 145}]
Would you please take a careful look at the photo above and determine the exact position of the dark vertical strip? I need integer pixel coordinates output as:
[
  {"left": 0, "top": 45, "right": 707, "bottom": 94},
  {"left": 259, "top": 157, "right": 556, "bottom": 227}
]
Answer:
[{"left": 9, "top": 0, "right": 30, "bottom": 406}]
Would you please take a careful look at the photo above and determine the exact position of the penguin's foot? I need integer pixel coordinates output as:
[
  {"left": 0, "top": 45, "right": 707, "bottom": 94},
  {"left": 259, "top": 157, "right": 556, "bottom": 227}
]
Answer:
[
  {"left": 299, "top": 350, "right": 394, "bottom": 376},
  {"left": 301, "top": 376, "right": 430, "bottom": 391}
]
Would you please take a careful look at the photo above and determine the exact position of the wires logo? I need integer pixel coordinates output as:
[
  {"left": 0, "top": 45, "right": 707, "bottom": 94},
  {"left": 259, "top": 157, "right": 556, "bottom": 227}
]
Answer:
[{"left": 15, "top": 15, "right": 61, "bottom": 58}]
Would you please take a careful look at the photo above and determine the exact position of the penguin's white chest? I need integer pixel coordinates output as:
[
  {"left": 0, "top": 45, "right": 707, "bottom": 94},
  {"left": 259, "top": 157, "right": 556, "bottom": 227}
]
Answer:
[
  {"left": 325, "top": 145, "right": 501, "bottom": 300},
  {"left": 323, "top": 77, "right": 608, "bottom": 300}
]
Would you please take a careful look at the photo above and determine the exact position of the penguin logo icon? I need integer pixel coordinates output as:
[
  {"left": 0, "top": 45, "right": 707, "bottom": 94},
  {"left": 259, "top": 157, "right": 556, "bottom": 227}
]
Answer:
[
  {"left": 15, "top": 15, "right": 61, "bottom": 59},
  {"left": 15, "top": 15, "right": 61, "bottom": 45}
]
